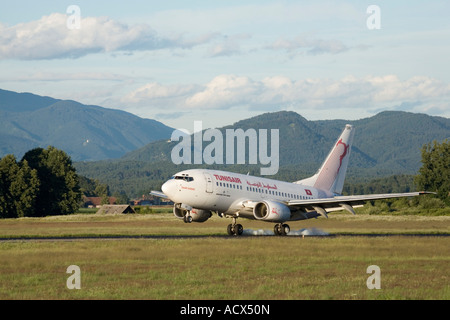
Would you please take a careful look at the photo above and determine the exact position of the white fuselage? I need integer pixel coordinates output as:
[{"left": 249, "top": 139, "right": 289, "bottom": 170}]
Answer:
[{"left": 161, "top": 168, "right": 332, "bottom": 220}]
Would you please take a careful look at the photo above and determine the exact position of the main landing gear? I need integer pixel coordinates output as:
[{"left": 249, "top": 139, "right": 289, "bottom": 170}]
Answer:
[
  {"left": 226, "top": 218, "right": 291, "bottom": 236},
  {"left": 273, "top": 223, "right": 290, "bottom": 236},
  {"left": 227, "top": 217, "right": 243, "bottom": 236}
]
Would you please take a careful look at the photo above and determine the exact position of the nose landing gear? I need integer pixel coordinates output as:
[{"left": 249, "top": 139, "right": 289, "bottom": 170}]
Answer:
[{"left": 183, "top": 215, "right": 193, "bottom": 223}]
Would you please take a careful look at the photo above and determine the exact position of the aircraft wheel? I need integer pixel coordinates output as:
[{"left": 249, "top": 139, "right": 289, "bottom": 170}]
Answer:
[
  {"left": 274, "top": 224, "right": 281, "bottom": 236},
  {"left": 282, "top": 224, "right": 290, "bottom": 235},
  {"left": 227, "top": 223, "right": 243, "bottom": 236},
  {"left": 184, "top": 215, "right": 192, "bottom": 223},
  {"left": 235, "top": 224, "right": 243, "bottom": 236},
  {"left": 227, "top": 224, "right": 234, "bottom": 235}
]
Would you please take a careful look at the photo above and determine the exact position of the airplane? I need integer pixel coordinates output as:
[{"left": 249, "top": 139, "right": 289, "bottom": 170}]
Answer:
[{"left": 151, "top": 124, "right": 432, "bottom": 236}]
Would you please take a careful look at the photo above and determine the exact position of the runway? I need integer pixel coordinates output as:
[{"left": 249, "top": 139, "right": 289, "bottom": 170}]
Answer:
[{"left": 1, "top": 232, "right": 449, "bottom": 241}]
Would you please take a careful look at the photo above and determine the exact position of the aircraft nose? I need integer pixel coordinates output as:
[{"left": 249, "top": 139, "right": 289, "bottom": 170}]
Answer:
[
  {"left": 161, "top": 181, "right": 169, "bottom": 194},
  {"left": 161, "top": 180, "right": 174, "bottom": 198}
]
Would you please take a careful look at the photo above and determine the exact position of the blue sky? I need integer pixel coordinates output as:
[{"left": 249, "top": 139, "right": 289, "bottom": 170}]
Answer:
[{"left": 1, "top": 0, "right": 449, "bottom": 129}]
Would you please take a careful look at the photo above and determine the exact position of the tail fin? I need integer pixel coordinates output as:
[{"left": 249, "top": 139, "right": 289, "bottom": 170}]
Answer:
[{"left": 295, "top": 124, "right": 355, "bottom": 195}]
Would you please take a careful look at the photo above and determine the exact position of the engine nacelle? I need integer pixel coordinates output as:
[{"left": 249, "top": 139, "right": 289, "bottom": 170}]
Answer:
[
  {"left": 253, "top": 201, "right": 291, "bottom": 222},
  {"left": 190, "top": 208, "right": 212, "bottom": 222},
  {"left": 173, "top": 203, "right": 212, "bottom": 223}
]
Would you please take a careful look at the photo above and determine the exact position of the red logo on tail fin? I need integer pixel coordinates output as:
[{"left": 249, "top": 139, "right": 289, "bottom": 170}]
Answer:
[{"left": 336, "top": 138, "right": 349, "bottom": 174}]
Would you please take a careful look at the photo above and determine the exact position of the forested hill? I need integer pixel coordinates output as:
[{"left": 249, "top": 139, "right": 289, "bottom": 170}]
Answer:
[
  {"left": 0, "top": 89, "right": 173, "bottom": 161},
  {"left": 122, "top": 110, "right": 450, "bottom": 174},
  {"left": 74, "top": 110, "right": 449, "bottom": 198}
]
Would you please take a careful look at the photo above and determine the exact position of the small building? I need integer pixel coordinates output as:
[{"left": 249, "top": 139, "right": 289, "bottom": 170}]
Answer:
[{"left": 96, "top": 205, "right": 135, "bottom": 215}]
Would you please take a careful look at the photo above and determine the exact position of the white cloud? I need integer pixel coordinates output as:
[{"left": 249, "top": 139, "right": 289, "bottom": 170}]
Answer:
[
  {"left": 207, "top": 34, "right": 251, "bottom": 57},
  {"left": 124, "top": 82, "right": 198, "bottom": 102},
  {"left": 122, "top": 74, "right": 450, "bottom": 118},
  {"left": 367, "top": 75, "right": 449, "bottom": 102},
  {"left": 185, "top": 75, "right": 258, "bottom": 108},
  {"left": 264, "top": 35, "right": 352, "bottom": 57},
  {"left": 0, "top": 13, "right": 213, "bottom": 60}
]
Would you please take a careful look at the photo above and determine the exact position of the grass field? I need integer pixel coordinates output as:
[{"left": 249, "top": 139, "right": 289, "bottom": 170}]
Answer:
[{"left": 0, "top": 212, "right": 448, "bottom": 300}]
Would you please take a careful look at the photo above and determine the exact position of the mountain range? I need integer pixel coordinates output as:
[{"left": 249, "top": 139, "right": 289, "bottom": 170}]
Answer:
[
  {"left": 0, "top": 89, "right": 173, "bottom": 161},
  {"left": 122, "top": 110, "right": 450, "bottom": 173},
  {"left": 1, "top": 88, "right": 450, "bottom": 197}
]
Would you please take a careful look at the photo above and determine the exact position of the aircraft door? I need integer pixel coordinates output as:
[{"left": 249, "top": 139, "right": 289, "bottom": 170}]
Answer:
[{"left": 204, "top": 173, "right": 213, "bottom": 193}]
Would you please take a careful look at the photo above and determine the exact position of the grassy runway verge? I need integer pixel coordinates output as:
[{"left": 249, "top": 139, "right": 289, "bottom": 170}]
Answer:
[
  {"left": 0, "top": 212, "right": 449, "bottom": 238},
  {"left": 0, "top": 213, "right": 448, "bottom": 299}
]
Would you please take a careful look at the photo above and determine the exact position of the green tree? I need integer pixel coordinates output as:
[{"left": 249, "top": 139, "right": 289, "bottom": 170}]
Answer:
[
  {"left": 112, "top": 191, "right": 129, "bottom": 205},
  {"left": 22, "top": 146, "right": 82, "bottom": 216},
  {"left": 0, "top": 155, "right": 20, "bottom": 218},
  {"left": 11, "top": 159, "right": 40, "bottom": 217},
  {"left": 415, "top": 139, "right": 449, "bottom": 202},
  {"left": 94, "top": 182, "right": 110, "bottom": 205},
  {"left": 0, "top": 155, "right": 39, "bottom": 218}
]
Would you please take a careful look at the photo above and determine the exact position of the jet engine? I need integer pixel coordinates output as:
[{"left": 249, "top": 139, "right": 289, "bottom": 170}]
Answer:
[
  {"left": 173, "top": 203, "right": 212, "bottom": 223},
  {"left": 253, "top": 200, "right": 291, "bottom": 222},
  {"left": 189, "top": 208, "right": 212, "bottom": 222}
]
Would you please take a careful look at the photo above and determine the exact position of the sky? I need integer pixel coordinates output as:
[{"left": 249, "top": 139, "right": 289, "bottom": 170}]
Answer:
[{"left": 0, "top": 0, "right": 449, "bottom": 130}]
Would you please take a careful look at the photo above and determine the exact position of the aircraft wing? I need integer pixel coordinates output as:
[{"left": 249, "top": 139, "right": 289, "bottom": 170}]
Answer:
[
  {"left": 150, "top": 190, "right": 169, "bottom": 198},
  {"left": 287, "top": 191, "right": 434, "bottom": 218}
]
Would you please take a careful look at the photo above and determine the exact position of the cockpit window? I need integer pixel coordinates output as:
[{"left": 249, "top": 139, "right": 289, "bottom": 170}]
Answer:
[{"left": 170, "top": 175, "right": 194, "bottom": 182}]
